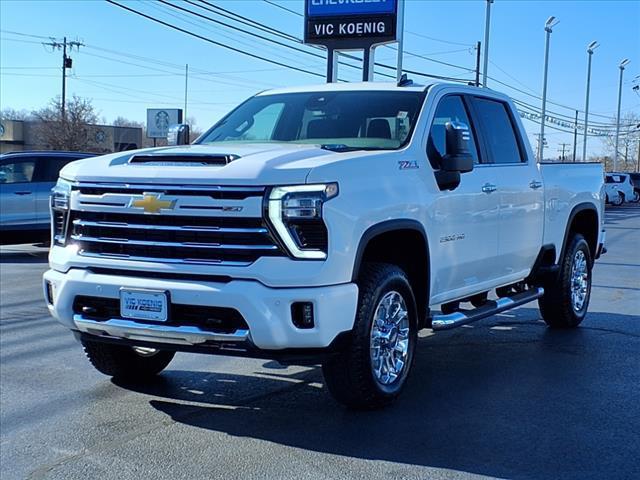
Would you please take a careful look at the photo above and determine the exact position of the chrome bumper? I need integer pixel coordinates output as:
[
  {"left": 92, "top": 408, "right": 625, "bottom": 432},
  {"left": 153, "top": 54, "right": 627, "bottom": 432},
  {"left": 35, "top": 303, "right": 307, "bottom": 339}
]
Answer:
[{"left": 73, "top": 315, "right": 249, "bottom": 346}]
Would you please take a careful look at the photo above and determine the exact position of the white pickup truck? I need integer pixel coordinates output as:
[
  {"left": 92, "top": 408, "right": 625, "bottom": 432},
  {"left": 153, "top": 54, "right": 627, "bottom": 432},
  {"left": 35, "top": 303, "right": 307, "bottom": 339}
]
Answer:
[{"left": 44, "top": 81, "right": 606, "bottom": 409}]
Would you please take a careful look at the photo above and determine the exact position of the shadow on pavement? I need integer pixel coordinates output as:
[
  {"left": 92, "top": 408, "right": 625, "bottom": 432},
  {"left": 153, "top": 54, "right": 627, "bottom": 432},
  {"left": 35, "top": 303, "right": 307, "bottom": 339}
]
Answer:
[
  {"left": 0, "top": 249, "right": 49, "bottom": 264},
  {"left": 115, "top": 309, "right": 640, "bottom": 479}
]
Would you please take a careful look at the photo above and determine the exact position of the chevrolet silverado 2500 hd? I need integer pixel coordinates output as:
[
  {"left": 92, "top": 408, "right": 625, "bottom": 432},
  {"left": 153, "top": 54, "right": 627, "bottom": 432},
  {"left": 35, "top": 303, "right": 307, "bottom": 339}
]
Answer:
[{"left": 44, "top": 82, "right": 606, "bottom": 408}]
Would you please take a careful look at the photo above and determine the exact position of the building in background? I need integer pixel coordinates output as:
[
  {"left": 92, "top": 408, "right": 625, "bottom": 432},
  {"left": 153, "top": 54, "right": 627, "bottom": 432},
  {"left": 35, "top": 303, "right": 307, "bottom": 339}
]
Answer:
[{"left": 0, "top": 119, "right": 142, "bottom": 154}]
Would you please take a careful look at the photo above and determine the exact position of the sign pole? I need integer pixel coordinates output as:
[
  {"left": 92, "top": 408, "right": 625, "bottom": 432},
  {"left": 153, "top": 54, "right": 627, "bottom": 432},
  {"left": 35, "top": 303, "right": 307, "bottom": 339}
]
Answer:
[
  {"left": 396, "top": 0, "right": 405, "bottom": 82},
  {"left": 363, "top": 47, "right": 375, "bottom": 82},
  {"left": 326, "top": 48, "right": 339, "bottom": 83}
]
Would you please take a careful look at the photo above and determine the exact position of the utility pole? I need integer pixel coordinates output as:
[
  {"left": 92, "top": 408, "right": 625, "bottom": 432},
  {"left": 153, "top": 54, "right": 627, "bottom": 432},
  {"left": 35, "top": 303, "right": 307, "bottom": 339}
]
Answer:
[
  {"left": 558, "top": 143, "right": 570, "bottom": 162},
  {"left": 184, "top": 64, "right": 189, "bottom": 122},
  {"left": 482, "top": 0, "right": 494, "bottom": 87},
  {"left": 43, "top": 37, "right": 83, "bottom": 119},
  {"left": 475, "top": 41, "right": 481, "bottom": 87},
  {"left": 572, "top": 110, "right": 578, "bottom": 162}
]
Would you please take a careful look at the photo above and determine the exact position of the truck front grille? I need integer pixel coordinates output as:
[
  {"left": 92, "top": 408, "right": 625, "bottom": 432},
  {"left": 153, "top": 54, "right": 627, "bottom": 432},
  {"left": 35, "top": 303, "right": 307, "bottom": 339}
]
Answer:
[{"left": 68, "top": 184, "right": 285, "bottom": 266}]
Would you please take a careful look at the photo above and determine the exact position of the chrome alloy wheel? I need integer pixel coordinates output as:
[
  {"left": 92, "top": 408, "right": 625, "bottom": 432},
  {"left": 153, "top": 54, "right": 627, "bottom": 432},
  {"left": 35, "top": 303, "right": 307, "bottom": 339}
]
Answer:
[
  {"left": 570, "top": 250, "right": 589, "bottom": 312},
  {"left": 370, "top": 291, "right": 410, "bottom": 385}
]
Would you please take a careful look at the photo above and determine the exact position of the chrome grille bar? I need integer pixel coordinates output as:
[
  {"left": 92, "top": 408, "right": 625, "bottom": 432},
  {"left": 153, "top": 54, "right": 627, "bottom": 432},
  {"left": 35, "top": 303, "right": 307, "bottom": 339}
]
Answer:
[
  {"left": 71, "top": 235, "right": 279, "bottom": 251},
  {"left": 73, "top": 219, "right": 268, "bottom": 234}
]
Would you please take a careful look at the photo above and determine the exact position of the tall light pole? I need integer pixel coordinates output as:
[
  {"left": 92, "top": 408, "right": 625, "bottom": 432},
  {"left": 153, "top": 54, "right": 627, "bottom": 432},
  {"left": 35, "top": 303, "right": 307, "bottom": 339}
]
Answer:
[
  {"left": 482, "top": 0, "right": 494, "bottom": 87},
  {"left": 582, "top": 41, "right": 599, "bottom": 162},
  {"left": 539, "top": 16, "right": 559, "bottom": 162},
  {"left": 614, "top": 59, "right": 630, "bottom": 171}
]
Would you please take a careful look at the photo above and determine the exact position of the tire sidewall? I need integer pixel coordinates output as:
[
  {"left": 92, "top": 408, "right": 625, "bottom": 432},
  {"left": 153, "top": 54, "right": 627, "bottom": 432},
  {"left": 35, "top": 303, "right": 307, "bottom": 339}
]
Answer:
[{"left": 360, "top": 271, "right": 418, "bottom": 396}]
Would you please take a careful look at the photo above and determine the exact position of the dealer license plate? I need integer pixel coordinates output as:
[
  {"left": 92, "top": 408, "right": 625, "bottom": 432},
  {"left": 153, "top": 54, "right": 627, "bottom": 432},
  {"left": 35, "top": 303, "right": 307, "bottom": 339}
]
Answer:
[{"left": 120, "top": 288, "right": 168, "bottom": 322}]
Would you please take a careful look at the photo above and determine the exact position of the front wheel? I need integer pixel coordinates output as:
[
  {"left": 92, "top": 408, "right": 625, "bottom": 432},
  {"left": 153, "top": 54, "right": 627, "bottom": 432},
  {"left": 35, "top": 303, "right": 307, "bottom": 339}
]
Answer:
[
  {"left": 82, "top": 340, "right": 175, "bottom": 381},
  {"left": 322, "top": 263, "right": 418, "bottom": 409},
  {"left": 538, "top": 234, "right": 592, "bottom": 328},
  {"left": 611, "top": 194, "right": 624, "bottom": 206}
]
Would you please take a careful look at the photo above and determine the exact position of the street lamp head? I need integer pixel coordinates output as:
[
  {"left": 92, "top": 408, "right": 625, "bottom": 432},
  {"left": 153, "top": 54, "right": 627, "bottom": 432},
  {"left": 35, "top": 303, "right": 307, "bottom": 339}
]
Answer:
[
  {"left": 587, "top": 41, "right": 599, "bottom": 54},
  {"left": 620, "top": 58, "right": 630, "bottom": 69},
  {"left": 545, "top": 16, "right": 559, "bottom": 32}
]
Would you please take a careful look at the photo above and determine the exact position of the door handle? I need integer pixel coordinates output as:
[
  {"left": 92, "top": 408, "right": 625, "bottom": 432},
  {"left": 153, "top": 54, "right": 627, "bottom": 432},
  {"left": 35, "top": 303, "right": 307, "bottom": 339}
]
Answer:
[
  {"left": 14, "top": 191, "right": 32, "bottom": 195},
  {"left": 481, "top": 183, "right": 497, "bottom": 194},
  {"left": 529, "top": 180, "right": 543, "bottom": 190}
]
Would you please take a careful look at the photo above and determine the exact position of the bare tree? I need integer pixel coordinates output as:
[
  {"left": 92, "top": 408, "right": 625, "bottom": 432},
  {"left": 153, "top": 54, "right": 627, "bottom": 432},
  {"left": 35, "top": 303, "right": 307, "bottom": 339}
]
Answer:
[
  {"left": 600, "top": 112, "right": 640, "bottom": 172},
  {"left": 32, "top": 95, "right": 100, "bottom": 151},
  {"left": 0, "top": 108, "right": 32, "bottom": 121},
  {"left": 187, "top": 116, "right": 204, "bottom": 143}
]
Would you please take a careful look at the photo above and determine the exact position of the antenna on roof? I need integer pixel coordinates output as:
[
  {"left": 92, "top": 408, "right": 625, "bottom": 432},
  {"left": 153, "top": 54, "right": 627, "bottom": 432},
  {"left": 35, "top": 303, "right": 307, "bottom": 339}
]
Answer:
[{"left": 398, "top": 73, "right": 413, "bottom": 87}]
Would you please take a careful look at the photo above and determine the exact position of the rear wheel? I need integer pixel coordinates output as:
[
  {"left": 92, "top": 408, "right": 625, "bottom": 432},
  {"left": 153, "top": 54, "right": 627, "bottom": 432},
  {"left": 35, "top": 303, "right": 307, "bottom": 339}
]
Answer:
[
  {"left": 538, "top": 234, "right": 592, "bottom": 328},
  {"left": 322, "top": 263, "right": 418, "bottom": 409},
  {"left": 631, "top": 190, "right": 640, "bottom": 203},
  {"left": 82, "top": 340, "right": 175, "bottom": 381}
]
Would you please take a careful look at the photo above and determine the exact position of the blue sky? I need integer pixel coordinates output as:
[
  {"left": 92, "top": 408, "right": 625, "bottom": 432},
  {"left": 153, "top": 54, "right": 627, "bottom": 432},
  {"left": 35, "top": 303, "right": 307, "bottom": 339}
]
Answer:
[{"left": 1, "top": 0, "right": 638, "bottom": 158}]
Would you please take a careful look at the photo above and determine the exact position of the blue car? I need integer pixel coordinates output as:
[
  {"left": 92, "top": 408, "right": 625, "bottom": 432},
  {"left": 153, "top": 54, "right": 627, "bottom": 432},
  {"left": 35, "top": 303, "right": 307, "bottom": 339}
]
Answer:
[{"left": 0, "top": 151, "right": 95, "bottom": 245}]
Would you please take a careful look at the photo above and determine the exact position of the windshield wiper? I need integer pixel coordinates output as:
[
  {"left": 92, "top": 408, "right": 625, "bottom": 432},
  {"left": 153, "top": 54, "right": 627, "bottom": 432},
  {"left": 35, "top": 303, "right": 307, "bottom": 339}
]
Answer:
[{"left": 320, "top": 144, "right": 365, "bottom": 152}]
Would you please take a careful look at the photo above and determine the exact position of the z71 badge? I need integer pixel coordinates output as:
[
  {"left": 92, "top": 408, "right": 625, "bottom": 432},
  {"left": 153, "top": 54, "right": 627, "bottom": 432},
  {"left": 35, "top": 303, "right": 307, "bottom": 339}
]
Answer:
[{"left": 398, "top": 160, "right": 419, "bottom": 170}]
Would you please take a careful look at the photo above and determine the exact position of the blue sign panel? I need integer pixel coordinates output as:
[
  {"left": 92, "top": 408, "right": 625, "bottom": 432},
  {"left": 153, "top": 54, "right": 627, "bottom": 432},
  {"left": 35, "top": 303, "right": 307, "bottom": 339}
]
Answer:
[{"left": 307, "top": 0, "right": 397, "bottom": 17}]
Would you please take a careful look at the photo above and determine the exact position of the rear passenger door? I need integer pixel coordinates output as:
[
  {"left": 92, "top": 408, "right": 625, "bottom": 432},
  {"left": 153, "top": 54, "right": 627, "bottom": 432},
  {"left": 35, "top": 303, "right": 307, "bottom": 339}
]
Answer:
[{"left": 469, "top": 96, "right": 544, "bottom": 280}]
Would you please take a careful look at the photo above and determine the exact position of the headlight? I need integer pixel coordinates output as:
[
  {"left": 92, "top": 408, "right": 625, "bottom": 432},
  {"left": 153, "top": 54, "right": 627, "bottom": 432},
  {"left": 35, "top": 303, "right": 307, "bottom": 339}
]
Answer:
[
  {"left": 51, "top": 178, "right": 72, "bottom": 246},
  {"left": 267, "top": 183, "right": 338, "bottom": 259}
]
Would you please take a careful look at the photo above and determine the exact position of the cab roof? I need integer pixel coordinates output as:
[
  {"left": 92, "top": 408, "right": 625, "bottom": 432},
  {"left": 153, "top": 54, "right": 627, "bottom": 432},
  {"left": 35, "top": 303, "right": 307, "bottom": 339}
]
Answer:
[{"left": 257, "top": 81, "right": 431, "bottom": 96}]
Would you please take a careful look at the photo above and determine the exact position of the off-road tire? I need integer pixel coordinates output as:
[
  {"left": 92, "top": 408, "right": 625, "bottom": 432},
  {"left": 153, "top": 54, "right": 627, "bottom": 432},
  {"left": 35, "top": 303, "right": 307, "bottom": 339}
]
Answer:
[
  {"left": 82, "top": 340, "right": 175, "bottom": 380},
  {"left": 322, "top": 262, "right": 418, "bottom": 409},
  {"left": 538, "top": 234, "right": 592, "bottom": 328}
]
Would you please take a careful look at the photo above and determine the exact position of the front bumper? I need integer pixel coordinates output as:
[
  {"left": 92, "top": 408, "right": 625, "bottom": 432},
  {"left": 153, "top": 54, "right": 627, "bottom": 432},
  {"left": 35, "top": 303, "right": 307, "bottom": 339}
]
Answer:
[{"left": 43, "top": 268, "right": 358, "bottom": 350}]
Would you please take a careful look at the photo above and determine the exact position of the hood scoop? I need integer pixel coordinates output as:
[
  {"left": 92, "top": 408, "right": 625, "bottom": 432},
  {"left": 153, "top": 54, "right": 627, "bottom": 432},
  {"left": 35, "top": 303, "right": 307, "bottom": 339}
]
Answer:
[{"left": 128, "top": 153, "right": 240, "bottom": 166}]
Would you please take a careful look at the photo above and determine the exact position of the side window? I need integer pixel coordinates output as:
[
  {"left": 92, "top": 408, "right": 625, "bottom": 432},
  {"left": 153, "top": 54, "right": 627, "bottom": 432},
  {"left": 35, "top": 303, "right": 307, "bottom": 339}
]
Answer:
[
  {"left": 427, "top": 95, "right": 479, "bottom": 169},
  {"left": 473, "top": 98, "right": 523, "bottom": 164},
  {"left": 0, "top": 159, "right": 37, "bottom": 184}
]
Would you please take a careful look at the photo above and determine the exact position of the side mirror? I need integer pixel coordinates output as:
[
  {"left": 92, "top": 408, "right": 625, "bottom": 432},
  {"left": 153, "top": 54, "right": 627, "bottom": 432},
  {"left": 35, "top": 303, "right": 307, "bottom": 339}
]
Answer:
[
  {"left": 167, "top": 124, "right": 190, "bottom": 146},
  {"left": 441, "top": 121, "right": 474, "bottom": 173}
]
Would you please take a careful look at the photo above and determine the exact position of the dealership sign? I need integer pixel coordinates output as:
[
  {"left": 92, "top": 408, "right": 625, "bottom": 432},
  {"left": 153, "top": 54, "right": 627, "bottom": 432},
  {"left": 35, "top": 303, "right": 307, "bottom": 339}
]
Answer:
[
  {"left": 304, "top": 0, "right": 398, "bottom": 46},
  {"left": 146, "top": 108, "right": 183, "bottom": 139}
]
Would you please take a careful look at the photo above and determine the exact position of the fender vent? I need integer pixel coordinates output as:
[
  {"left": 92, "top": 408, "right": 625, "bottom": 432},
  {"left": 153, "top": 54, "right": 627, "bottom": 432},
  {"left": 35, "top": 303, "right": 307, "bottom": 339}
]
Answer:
[{"left": 129, "top": 154, "right": 239, "bottom": 166}]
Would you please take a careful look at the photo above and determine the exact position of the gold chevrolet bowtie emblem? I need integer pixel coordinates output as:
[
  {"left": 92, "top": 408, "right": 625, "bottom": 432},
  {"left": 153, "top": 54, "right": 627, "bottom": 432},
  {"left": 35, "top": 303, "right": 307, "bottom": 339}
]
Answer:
[{"left": 130, "top": 193, "right": 176, "bottom": 214}]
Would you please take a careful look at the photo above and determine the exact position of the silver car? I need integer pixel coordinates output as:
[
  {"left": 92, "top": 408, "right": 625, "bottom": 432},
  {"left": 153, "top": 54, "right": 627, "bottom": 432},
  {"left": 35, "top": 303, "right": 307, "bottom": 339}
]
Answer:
[{"left": 0, "top": 151, "right": 94, "bottom": 245}]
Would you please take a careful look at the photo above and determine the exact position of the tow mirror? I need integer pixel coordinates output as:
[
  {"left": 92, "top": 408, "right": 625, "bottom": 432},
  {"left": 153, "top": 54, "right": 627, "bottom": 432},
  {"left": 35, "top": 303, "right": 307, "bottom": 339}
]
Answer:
[
  {"left": 167, "top": 124, "right": 190, "bottom": 146},
  {"left": 441, "top": 121, "right": 474, "bottom": 173},
  {"left": 435, "top": 121, "right": 474, "bottom": 191}
]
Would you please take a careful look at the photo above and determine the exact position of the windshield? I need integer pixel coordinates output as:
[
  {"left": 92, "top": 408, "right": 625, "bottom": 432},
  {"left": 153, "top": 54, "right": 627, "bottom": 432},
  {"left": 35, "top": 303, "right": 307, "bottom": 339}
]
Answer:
[{"left": 197, "top": 91, "right": 425, "bottom": 150}]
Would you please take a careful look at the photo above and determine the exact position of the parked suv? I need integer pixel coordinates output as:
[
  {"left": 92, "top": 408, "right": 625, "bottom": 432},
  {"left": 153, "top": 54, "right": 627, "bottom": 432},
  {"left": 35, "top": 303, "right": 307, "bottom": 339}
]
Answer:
[
  {"left": 44, "top": 82, "right": 605, "bottom": 408},
  {"left": 0, "top": 151, "right": 95, "bottom": 244},
  {"left": 605, "top": 172, "right": 639, "bottom": 203}
]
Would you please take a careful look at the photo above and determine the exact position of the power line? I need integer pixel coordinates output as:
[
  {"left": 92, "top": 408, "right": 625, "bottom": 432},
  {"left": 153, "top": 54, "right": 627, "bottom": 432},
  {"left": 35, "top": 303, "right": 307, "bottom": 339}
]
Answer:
[{"left": 105, "top": 0, "right": 327, "bottom": 79}]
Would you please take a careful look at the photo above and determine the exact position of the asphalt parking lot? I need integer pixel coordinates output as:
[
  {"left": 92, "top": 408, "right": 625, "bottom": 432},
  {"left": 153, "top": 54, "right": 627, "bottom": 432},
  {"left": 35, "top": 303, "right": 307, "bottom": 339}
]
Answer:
[{"left": 1, "top": 204, "right": 639, "bottom": 480}]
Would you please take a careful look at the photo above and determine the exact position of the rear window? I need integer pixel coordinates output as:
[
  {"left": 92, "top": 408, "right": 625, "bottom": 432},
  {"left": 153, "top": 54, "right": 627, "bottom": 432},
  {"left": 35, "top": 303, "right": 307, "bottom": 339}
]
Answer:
[{"left": 472, "top": 97, "right": 523, "bottom": 164}]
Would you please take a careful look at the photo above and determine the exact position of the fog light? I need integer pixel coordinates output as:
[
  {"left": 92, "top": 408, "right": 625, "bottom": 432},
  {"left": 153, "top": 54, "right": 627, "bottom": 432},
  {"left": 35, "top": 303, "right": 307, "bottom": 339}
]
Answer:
[
  {"left": 45, "top": 281, "right": 55, "bottom": 305},
  {"left": 291, "top": 302, "right": 314, "bottom": 329}
]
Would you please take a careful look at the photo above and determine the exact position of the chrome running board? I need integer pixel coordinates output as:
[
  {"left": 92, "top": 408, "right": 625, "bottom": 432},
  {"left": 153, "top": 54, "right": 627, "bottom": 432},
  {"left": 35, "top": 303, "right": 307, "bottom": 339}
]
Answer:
[{"left": 431, "top": 287, "right": 544, "bottom": 331}]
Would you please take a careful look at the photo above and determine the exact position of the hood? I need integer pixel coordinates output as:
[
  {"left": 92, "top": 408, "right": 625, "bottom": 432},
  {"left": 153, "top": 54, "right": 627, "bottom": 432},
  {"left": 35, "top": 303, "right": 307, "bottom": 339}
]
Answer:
[{"left": 60, "top": 143, "right": 341, "bottom": 186}]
